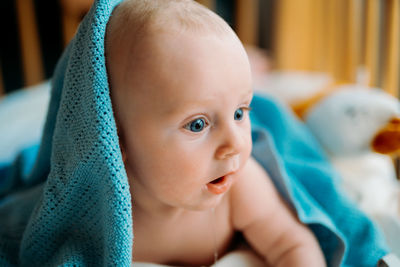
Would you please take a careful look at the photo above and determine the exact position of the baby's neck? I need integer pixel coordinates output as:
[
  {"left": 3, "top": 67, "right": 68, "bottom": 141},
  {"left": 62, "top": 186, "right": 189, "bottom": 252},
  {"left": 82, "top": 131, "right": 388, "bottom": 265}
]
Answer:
[
  {"left": 133, "top": 203, "right": 191, "bottom": 223},
  {"left": 130, "top": 190, "right": 203, "bottom": 223}
]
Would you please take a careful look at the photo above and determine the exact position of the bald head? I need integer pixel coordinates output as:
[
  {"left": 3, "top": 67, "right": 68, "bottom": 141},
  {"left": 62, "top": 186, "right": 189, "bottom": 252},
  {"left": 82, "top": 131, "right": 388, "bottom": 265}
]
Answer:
[
  {"left": 105, "top": 0, "right": 250, "bottom": 137},
  {"left": 105, "top": 0, "right": 238, "bottom": 85},
  {"left": 106, "top": 0, "right": 233, "bottom": 45},
  {"left": 106, "top": 0, "right": 244, "bottom": 98}
]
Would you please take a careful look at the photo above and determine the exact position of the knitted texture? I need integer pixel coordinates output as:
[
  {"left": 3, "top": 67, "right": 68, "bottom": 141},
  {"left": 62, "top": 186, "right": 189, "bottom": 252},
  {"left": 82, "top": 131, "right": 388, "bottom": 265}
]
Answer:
[
  {"left": 0, "top": 0, "right": 391, "bottom": 266},
  {"left": 0, "top": 0, "right": 131, "bottom": 266}
]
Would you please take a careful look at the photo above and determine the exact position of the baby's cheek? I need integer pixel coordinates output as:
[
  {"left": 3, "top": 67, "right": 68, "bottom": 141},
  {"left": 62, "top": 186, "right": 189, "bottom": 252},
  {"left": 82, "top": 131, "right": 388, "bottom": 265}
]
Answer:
[
  {"left": 245, "top": 125, "right": 253, "bottom": 154},
  {"left": 244, "top": 143, "right": 252, "bottom": 164}
]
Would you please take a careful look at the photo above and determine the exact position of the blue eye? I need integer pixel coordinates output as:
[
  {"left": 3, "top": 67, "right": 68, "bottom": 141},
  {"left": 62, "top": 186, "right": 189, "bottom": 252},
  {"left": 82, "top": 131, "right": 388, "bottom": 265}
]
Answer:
[
  {"left": 185, "top": 118, "right": 206, "bottom": 132},
  {"left": 234, "top": 108, "right": 244, "bottom": 121}
]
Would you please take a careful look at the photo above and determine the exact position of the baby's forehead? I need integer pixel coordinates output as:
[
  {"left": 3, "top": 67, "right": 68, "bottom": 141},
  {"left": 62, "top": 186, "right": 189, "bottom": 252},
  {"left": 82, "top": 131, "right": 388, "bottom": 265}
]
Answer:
[
  {"left": 106, "top": 0, "right": 248, "bottom": 105},
  {"left": 106, "top": 0, "right": 234, "bottom": 74},
  {"left": 108, "top": 0, "right": 233, "bottom": 44}
]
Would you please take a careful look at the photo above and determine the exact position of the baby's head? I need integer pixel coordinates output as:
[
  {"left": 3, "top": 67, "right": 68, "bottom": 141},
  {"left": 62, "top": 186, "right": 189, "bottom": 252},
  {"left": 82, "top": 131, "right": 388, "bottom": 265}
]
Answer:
[{"left": 106, "top": 0, "right": 253, "bottom": 211}]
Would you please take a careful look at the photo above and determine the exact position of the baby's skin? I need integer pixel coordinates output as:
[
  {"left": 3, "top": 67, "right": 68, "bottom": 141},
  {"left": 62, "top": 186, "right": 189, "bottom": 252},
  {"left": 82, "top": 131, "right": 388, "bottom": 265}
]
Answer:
[{"left": 106, "top": 0, "right": 326, "bottom": 266}]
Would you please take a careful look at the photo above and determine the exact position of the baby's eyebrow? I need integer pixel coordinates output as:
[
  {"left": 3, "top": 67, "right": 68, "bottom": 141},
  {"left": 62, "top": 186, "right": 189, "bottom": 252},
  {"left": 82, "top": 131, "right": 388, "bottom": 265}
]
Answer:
[
  {"left": 163, "top": 99, "right": 214, "bottom": 117},
  {"left": 164, "top": 88, "right": 253, "bottom": 117}
]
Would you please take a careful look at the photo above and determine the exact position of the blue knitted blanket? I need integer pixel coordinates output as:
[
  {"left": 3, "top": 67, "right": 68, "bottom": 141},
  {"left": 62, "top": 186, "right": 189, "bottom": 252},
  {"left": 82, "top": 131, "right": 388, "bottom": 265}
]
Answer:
[{"left": 0, "top": 0, "right": 390, "bottom": 266}]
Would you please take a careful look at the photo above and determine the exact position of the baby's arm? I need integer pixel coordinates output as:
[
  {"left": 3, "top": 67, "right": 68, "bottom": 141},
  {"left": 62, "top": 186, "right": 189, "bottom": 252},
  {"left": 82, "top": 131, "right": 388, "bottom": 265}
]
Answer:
[{"left": 230, "top": 157, "right": 326, "bottom": 267}]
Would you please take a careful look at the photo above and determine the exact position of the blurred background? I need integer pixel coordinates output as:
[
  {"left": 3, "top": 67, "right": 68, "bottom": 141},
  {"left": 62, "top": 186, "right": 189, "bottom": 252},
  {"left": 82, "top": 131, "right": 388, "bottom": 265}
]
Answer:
[{"left": 1, "top": 0, "right": 399, "bottom": 97}]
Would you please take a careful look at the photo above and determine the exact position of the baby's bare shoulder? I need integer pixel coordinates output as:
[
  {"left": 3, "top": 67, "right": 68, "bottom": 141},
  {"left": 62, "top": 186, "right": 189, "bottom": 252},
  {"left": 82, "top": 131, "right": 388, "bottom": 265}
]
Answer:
[
  {"left": 229, "top": 158, "right": 326, "bottom": 266},
  {"left": 230, "top": 156, "right": 284, "bottom": 230},
  {"left": 237, "top": 156, "right": 268, "bottom": 180},
  {"left": 230, "top": 156, "right": 276, "bottom": 203}
]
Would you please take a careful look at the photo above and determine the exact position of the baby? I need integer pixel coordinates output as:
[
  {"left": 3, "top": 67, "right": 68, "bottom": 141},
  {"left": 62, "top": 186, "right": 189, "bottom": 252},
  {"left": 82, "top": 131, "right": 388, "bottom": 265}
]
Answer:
[{"left": 105, "top": 0, "right": 326, "bottom": 266}]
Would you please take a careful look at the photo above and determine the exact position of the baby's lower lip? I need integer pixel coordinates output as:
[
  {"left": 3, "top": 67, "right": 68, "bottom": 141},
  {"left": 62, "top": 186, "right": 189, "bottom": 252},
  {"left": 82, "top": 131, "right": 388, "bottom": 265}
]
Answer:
[{"left": 206, "top": 175, "right": 232, "bottom": 195}]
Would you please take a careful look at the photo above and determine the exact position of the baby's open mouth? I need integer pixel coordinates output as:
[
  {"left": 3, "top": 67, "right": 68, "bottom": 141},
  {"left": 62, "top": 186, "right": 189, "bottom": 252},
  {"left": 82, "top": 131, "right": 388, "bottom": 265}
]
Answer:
[
  {"left": 209, "top": 176, "right": 225, "bottom": 184},
  {"left": 206, "top": 175, "right": 232, "bottom": 195}
]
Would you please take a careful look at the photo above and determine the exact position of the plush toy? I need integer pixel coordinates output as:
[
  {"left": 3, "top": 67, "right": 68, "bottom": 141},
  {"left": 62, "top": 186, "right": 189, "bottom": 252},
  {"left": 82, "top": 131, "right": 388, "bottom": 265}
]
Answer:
[
  {"left": 297, "top": 85, "right": 400, "bottom": 156},
  {"left": 299, "top": 84, "right": 400, "bottom": 217},
  {"left": 255, "top": 73, "right": 400, "bottom": 218},
  {"left": 295, "top": 83, "right": 400, "bottom": 255}
]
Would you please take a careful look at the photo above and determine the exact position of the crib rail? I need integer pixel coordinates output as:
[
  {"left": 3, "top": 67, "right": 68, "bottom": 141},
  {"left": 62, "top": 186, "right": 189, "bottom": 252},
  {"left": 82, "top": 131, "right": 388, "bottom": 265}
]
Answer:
[
  {"left": 383, "top": 0, "right": 400, "bottom": 97},
  {"left": 274, "top": 0, "right": 400, "bottom": 97},
  {"left": 15, "top": 0, "right": 45, "bottom": 90},
  {"left": 0, "top": 0, "right": 93, "bottom": 96}
]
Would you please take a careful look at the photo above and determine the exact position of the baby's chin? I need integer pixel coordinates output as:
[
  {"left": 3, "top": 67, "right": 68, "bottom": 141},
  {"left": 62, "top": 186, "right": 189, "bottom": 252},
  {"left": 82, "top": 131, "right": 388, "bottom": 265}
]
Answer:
[{"left": 181, "top": 190, "right": 227, "bottom": 212}]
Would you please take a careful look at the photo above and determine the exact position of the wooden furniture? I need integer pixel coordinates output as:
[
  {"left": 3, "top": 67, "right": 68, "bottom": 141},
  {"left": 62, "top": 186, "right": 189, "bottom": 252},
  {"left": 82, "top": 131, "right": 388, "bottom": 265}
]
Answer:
[
  {"left": 0, "top": 0, "right": 93, "bottom": 96},
  {"left": 274, "top": 0, "right": 400, "bottom": 97}
]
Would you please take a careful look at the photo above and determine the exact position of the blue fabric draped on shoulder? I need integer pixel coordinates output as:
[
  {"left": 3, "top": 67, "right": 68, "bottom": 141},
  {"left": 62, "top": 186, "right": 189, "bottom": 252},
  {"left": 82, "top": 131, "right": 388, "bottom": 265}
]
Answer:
[{"left": 0, "top": 0, "right": 390, "bottom": 265}]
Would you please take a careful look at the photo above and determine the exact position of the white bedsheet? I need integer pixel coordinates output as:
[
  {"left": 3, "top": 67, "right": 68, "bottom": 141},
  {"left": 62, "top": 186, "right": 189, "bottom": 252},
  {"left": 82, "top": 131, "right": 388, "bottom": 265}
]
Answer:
[
  {"left": 133, "top": 250, "right": 264, "bottom": 267},
  {"left": 0, "top": 81, "right": 50, "bottom": 163}
]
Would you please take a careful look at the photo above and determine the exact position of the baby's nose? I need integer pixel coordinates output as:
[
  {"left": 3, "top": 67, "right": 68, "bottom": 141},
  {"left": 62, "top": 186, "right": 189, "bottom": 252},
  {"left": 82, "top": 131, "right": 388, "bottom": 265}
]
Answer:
[
  {"left": 215, "top": 144, "right": 239, "bottom": 160},
  {"left": 215, "top": 129, "right": 244, "bottom": 160}
]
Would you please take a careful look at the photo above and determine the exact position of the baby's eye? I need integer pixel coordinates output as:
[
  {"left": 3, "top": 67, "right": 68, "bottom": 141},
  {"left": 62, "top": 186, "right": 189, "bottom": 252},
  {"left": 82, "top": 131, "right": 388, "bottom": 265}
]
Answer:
[
  {"left": 184, "top": 118, "right": 208, "bottom": 132},
  {"left": 234, "top": 108, "right": 244, "bottom": 121}
]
